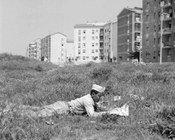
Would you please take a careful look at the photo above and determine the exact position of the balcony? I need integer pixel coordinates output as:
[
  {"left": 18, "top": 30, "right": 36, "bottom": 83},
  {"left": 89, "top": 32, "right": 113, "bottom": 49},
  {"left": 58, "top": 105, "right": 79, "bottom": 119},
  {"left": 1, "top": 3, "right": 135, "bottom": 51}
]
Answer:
[
  {"left": 161, "top": 0, "right": 172, "bottom": 8},
  {"left": 100, "top": 37, "right": 104, "bottom": 42},
  {"left": 163, "top": 28, "right": 172, "bottom": 35},
  {"left": 162, "top": 13, "right": 172, "bottom": 21},
  {"left": 99, "top": 45, "right": 104, "bottom": 49},
  {"left": 135, "top": 17, "right": 141, "bottom": 23},
  {"left": 100, "top": 32, "right": 104, "bottom": 36},
  {"left": 163, "top": 41, "right": 172, "bottom": 46},
  {"left": 135, "top": 28, "right": 141, "bottom": 32},
  {"left": 135, "top": 37, "right": 142, "bottom": 42}
]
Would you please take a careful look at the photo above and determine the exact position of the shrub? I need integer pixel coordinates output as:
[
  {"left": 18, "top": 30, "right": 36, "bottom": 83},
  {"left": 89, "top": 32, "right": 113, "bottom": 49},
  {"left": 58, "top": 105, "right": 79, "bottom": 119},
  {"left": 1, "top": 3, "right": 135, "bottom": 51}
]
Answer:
[
  {"left": 91, "top": 65, "right": 112, "bottom": 83},
  {"left": 148, "top": 106, "right": 175, "bottom": 139},
  {"left": 35, "top": 65, "right": 43, "bottom": 72}
]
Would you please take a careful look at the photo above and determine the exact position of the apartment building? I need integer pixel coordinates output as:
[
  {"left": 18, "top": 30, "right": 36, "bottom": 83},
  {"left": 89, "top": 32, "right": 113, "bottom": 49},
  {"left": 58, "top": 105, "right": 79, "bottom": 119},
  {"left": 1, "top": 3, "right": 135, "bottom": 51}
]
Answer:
[
  {"left": 27, "top": 39, "right": 41, "bottom": 60},
  {"left": 103, "top": 22, "right": 112, "bottom": 62},
  {"left": 74, "top": 23, "right": 106, "bottom": 64},
  {"left": 111, "top": 21, "right": 118, "bottom": 62},
  {"left": 142, "top": 0, "right": 175, "bottom": 63},
  {"left": 103, "top": 21, "right": 118, "bottom": 62},
  {"left": 66, "top": 39, "right": 74, "bottom": 63},
  {"left": 41, "top": 32, "right": 67, "bottom": 64},
  {"left": 117, "top": 7, "right": 142, "bottom": 62}
]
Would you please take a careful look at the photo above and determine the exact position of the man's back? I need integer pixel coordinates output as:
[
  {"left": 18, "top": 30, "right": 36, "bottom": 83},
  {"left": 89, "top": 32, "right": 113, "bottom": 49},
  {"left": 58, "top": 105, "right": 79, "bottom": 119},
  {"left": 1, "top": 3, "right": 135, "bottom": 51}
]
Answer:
[{"left": 68, "top": 94, "right": 94, "bottom": 115}]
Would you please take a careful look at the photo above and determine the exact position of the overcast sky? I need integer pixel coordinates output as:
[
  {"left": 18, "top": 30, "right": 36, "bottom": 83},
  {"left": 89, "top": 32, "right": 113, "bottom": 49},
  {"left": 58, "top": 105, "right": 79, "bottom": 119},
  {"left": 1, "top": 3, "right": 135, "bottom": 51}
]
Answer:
[{"left": 0, "top": 0, "right": 142, "bottom": 56}]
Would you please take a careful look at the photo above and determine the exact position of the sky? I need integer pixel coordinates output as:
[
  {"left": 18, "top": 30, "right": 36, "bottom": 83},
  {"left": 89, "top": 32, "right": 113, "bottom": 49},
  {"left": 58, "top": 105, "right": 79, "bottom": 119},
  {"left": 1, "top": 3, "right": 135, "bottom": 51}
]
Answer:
[{"left": 0, "top": 0, "right": 142, "bottom": 56}]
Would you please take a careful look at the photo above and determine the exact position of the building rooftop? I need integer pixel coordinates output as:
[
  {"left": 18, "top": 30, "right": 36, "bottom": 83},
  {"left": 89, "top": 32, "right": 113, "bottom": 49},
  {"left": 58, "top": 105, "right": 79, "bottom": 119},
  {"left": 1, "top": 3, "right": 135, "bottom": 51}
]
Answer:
[
  {"left": 127, "top": 7, "right": 143, "bottom": 13},
  {"left": 51, "top": 32, "right": 67, "bottom": 37},
  {"left": 118, "top": 7, "right": 142, "bottom": 17},
  {"left": 74, "top": 22, "right": 107, "bottom": 28}
]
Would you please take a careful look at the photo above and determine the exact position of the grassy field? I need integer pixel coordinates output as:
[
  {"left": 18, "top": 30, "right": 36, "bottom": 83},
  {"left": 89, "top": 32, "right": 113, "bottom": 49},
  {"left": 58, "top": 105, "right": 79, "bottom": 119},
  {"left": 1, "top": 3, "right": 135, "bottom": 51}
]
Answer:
[{"left": 0, "top": 53, "right": 175, "bottom": 140}]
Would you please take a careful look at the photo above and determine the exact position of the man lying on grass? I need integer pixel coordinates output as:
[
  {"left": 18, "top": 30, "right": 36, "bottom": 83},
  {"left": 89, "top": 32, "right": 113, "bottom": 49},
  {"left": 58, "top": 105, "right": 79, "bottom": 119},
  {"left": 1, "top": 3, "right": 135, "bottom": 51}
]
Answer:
[
  {"left": 21, "top": 84, "right": 107, "bottom": 118},
  {"left": 20, "top": 84, "right": 129, "bottom": 118}
]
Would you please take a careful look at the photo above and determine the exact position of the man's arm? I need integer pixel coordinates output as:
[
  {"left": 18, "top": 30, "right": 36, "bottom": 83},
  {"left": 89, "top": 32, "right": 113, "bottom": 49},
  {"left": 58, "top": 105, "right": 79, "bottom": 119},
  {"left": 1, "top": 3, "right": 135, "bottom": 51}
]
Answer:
[
  {"left": 84, "top": 103, "right": 107, "bottom": 117},
  {"left": 95, "top": 102, "right": 108, "bottom": 112}
]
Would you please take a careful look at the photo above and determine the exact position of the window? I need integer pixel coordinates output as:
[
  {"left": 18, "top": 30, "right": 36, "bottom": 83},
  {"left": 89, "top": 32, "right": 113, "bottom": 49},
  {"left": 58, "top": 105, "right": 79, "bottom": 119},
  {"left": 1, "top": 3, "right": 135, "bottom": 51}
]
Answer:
[
  {"left": 83, "top": 43, "right": 86, "bottom": 47},
  {"left": 146, "top": 39, "right": 149, "bottom": 46},
  {"left": 83, "top": 49, "right": 85, "bottom": 53},
  {"left": 158, "top": 11, "right": 161, "bottom": 18},
  {"left": 78, "top": 43, "right": 81, "bottom": 48},
  {"left": 92, "top": 49, "right": 94, "bottom": 53},
  {"left": 146, "top": 2, "right": 150, "bottom": 10},
  {"left": 92, "top": 30, "right": 95, "bottom": 34},
  {"left": 78, "top": 50, "right": 81, "bottom": 54},
  {"left": 146, "top": 26, "right": 149, "bottom": 31},
  {"left": 154, "top": 25, "right": 156, "bottom": 32},
  {"left": 83, "top": 36, "right": 86, "bottom": 40},
  {"left": 127, "top": 30, "right": 130, "bottom": 34},
  {"left": 154, "top": 38, "right": 156, "bottom": 44},
  {"left": 92, "top": 43, "right": 94, "bottom": 47},
  {"left": 96, "top": 49, "right": 98, "bottom": 52},
  {"left": 158, "top": 37, "right": 160, "bottom": 45},
  {"left": 83, "top": 56, "right": 86, "bottom": 60},
  {"left": 158, "top": 24, "right": 161, "bottom": 31},
  {"left": 153, "top": 51, "right": 156, "bottom": 59},
  {"left": 92, "top": 36, "right": 94, "bottom": 40},
  {"left": 96, "top": 36, "right": 98, "bottom": 39},
  {"left": 83, "top": 30, "right": 86, "bottom": 34},
  {"left": 78, "top": 30, "right": 81, "bottom": 35},
  {"left": 154, "top": 12, "right": 156, "bottom": 19},
  {"left": 158, "top": 51, "right": 160, "bottom": 57},
  {"left": 146, "top": 14, "right": 150, "bottom": 20},
  {"left": 96, "top": 29, "right": 98, "bottom": 32},
  {"left": 96, "top": 43, "right": 98, "bottom": 46},
  {"left": 78, "top": 37, "right": 81, "bottom": 41}
]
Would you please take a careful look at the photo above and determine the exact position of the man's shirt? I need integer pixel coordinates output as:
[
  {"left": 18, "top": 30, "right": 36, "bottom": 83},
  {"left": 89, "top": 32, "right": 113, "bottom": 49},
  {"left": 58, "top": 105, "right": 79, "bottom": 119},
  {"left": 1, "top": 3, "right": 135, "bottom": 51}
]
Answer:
[{"left": 68, "top": 94, "right": 106, "bottom": 117}]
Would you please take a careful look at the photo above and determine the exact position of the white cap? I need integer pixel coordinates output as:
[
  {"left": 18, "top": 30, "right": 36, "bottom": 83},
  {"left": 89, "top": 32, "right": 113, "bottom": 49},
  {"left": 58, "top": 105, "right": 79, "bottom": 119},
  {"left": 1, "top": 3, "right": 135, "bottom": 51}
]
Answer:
[{"left": 92, "top": 84, "right": 105, "bottom": 93}]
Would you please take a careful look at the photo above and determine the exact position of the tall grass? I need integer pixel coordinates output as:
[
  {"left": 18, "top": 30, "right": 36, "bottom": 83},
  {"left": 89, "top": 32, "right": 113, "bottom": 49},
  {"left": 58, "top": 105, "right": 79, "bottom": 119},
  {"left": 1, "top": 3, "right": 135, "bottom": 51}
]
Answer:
[{"left": 0, "top": 53, "right": 175, "bottom": 140}]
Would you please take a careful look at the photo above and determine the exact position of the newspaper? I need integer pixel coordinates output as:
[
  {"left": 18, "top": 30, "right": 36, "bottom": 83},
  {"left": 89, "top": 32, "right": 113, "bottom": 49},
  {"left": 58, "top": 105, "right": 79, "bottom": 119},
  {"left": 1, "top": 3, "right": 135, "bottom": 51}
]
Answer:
[{"left": 109, "top": 103, "right": 129, "bottom": 116}]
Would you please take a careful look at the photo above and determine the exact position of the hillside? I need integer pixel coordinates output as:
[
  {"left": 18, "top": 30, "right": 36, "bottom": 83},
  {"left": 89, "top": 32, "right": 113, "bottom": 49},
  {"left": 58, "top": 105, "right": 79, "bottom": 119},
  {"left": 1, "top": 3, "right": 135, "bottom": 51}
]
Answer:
[{"left": 0, "top": 53, "right": 175, "bottom": 140}]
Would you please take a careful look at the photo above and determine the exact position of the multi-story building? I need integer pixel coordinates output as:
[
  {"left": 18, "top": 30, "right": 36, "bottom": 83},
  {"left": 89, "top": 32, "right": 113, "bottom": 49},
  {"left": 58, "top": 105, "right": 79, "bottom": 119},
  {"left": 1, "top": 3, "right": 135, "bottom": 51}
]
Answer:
[
  {"left": 27, "top": 39, "right": 41, "bottom": 60},
  {"left": 142, "top": 0, "right": 175, "bottom": 63},
  {"left": 41, "top": 32, "right": 67, "bottom": 64},
  {"left": 103, "top": 21, "right": 118, "bottom": 62},
  {"left": 104, "top": 22, "right": 112, "bottom": 62},
  {"left": 111, "top": 21, "right": 118, "bottom": 62},
  {"left": 74, "top": 22, "right": 106, "bottom": 64},
  {"left": 117, "top": 7, "right": 142, "bottom": 62},
  {"left": 65, "top": 39, "right": 74, "bottom": 63}
]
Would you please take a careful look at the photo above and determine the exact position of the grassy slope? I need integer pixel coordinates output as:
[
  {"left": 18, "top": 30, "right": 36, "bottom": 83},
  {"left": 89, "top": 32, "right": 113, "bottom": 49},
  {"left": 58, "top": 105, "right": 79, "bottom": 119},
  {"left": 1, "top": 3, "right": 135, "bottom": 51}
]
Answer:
[{"left": 0, "top": 53, "right": 175, "bottom": 140}]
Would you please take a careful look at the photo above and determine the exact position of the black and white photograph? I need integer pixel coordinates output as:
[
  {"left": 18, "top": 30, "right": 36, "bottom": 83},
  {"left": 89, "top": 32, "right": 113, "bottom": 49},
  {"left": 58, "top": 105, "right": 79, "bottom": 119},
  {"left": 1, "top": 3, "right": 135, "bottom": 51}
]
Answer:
[{"left": 0, "top": 0, "right": 175, "bottom": 139}]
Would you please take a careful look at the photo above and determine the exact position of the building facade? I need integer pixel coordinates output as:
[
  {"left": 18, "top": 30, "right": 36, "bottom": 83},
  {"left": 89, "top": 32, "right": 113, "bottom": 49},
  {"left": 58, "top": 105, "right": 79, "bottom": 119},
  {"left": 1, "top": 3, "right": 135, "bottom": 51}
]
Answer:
[
  {"left": 74, "top": 23, "right": 106, "bottom": 64},
  {"left": 111, "top": 21, "right": 118, "bottom": 62},
  {"left": 27, "top": 39, "right": 41, "bottom": 60},
  {"left": 103, "top": 22, "right": 112, "bottom": 62},
  {"left": 117, "top": 7, "right": 142, "bottom": 62},
  {"left": 103, "top": 21, "right": 118, "bottom": 62},
  {"left": 41, "top": 32, "right": 67, "bottom": 64},
  {"left": 142, "top": 0, "right": 175, "bottom": 63},
  {"left": 66, "top": 39, "right": 74, "bottom": 63}
]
